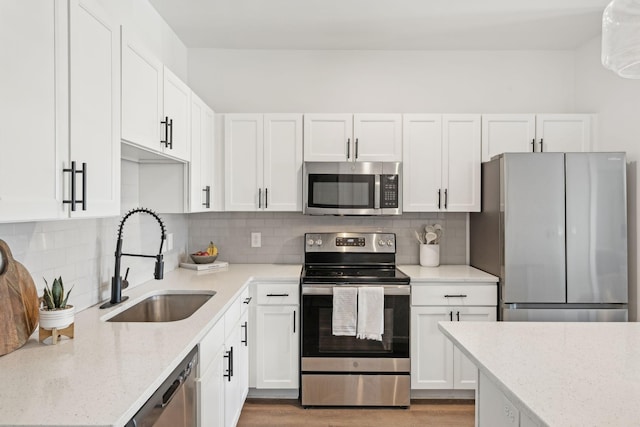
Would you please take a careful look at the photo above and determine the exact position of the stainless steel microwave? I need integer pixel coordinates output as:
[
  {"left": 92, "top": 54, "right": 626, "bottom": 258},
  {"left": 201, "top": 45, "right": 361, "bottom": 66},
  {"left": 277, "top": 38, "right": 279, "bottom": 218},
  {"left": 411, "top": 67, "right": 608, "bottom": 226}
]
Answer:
[{"left": 303, "top": 161, "right": 402, "bottom": 215}]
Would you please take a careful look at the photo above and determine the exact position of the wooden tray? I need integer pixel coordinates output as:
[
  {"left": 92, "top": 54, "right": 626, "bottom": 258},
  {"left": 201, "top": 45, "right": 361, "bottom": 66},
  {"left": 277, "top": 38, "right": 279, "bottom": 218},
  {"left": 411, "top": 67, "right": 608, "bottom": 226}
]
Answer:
[{"left": 0, "top": 240, "right": 39, "bottom": 356}]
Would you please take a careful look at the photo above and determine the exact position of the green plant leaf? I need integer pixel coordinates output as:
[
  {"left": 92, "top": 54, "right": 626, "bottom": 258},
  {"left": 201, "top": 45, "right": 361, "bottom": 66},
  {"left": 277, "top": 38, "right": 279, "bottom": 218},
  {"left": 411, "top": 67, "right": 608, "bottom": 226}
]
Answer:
[
  {"left": 42, "top": 278, "right": 55, "bottom": 310},
  {"left": 52, "top": 277, "right": 63, "bottom": 308},
  {"left": 61, "top": 285, "right": 73, "bottom": 308}
]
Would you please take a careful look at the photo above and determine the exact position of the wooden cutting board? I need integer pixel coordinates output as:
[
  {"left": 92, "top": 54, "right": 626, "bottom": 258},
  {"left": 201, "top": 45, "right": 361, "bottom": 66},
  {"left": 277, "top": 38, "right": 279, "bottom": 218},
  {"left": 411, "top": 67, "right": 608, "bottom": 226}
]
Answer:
[{"left": 0, "top": 239, "right": 39, "bottom": 356}]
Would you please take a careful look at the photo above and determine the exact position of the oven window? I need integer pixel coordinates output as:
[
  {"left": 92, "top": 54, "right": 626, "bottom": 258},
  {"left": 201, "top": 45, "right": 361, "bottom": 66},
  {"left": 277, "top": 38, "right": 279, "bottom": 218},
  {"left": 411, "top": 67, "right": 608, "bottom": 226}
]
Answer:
[
  {"left": 308, "top": 174, "right": 374, "bottom": 209},
  {"left": 302, "top": 294, "right": 410, "bottom": 358}
]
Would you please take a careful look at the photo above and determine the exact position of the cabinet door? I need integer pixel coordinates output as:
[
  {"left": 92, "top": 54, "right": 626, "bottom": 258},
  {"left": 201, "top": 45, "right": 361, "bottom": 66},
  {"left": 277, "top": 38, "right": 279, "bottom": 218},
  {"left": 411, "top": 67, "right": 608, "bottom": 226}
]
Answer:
[
  {"left": 353, "top": 114, "right": 402, "bottom": 161},
  {"left": 0, "top": 1, "right": 66, "bottom": 221},
  {"left": 442, "top": 114, "right": 481, "bottom": 212},
  {"left": 190, "top": 93, "right": 215, "bottom": 212},
  {"left": 225, "top": 114, "right": 263, "bottom": 211},
  {"left": 481, "top": 114, "right": 535, "bottom": 162},
  {"left": 238, "top": 310, "right": 249, "bottom": 405},
  {"left": 535, "top": 114, "right": 592, "bottom": 153},
  {"left": 411, "top": 307, "right": 453, "bottom": 389},
  {"left": 224, "top": 321, "right": 242, "bottom": 427},
  {"left": 197, "top": 348, "right": 225, "bottom": 427},
  {"left": 402, "top": 114, "right": 442, "bottom": 212},
  {"left": 263, "top": 114, "right": 303, "bottom": 211},
  {"left": 255, "top": 305, "right": 299, "bottom": 389},
  {"left": 121, "top": 29, "right": 163, "bottom": 152},
  {"left": 303, "top": 114, "right": 353, "bottom": 161},
  {"left": 163, "top": 66, "right": 191, "bottom": 161},
  {"left": 453, "top": 306, "right": 497, "bottom": 390},
  {"left": 69, "top": 0, "right": 120, "bottom": 218}
]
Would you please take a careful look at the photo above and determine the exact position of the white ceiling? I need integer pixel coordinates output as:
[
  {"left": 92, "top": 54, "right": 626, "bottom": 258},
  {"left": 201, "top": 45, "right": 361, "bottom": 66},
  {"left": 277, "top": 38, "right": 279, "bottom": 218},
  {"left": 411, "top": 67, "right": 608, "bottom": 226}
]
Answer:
[{"left": 148, "top": 0, "right": 611, "bottom": 50}]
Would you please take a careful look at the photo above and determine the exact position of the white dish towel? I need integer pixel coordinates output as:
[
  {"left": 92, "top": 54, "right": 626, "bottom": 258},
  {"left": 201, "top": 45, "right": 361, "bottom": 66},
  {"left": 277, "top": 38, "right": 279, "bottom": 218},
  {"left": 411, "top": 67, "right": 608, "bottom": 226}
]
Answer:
[
  {"left": 357, "top": 287, "right": 384, "bottom": 341},
  {"left": 332, "top": 287, "right": 357, "bottom": 336}
]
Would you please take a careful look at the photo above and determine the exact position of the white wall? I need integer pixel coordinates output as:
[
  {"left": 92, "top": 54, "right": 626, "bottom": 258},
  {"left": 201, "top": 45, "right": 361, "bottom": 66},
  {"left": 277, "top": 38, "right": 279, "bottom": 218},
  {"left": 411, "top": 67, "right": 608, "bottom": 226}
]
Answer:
[
  {"left": 575, "top": 36, "right": 640, "bottom": 321},
  {"left": 188, "top": 49, "right": 578, "bottom": 113}
]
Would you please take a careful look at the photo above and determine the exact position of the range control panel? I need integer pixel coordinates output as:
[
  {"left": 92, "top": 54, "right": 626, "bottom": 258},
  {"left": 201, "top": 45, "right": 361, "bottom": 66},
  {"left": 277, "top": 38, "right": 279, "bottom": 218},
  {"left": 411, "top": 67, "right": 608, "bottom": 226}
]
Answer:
[{"left": 305, "top": 232, "right": 396, "bottom": 253}]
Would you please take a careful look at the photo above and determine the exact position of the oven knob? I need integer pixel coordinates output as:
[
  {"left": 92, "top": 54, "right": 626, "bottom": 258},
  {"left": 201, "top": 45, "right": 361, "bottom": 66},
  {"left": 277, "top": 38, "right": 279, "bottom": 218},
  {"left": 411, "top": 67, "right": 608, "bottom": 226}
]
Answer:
[
  {"left": 378, "top": 239, "right": 386, "bottom": 246},
  {"left": 307, "top": 238, "right": 315, "bottom": 246},
  {"left": 387, "top": 239, "right": 394, "bottom": 246},
  {"left": 315, "top": 239, "right": 323, "bottom": 246}
]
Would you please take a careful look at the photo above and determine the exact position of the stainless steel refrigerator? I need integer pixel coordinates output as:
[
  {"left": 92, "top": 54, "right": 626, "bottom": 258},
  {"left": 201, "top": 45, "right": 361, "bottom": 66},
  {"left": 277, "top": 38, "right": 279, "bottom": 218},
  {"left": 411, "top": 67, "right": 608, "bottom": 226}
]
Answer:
[{"left": 470, "top": 152, "right": 628, "bottom": 321}]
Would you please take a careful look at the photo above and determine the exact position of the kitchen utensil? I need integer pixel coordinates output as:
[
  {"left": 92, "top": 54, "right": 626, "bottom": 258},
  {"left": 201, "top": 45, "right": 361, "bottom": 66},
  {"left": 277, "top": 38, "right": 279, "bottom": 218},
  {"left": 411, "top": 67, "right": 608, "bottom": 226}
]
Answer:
[
  {"left": 425, "top": 225, "right": 435, "bottom": 234},
  {"left": 414, "top": 230, "right": 426, "bottom": 244},
  {"left": 0, "top": 240, "right": 39, "bottom": 356},
  {"left": 425, "top": 232, "right": 438, "bottom": 244}
]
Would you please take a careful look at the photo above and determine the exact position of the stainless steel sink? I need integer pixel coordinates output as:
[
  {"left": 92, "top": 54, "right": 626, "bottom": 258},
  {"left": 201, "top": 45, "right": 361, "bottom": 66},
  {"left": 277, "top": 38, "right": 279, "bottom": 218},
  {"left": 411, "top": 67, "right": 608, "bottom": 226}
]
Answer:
[{"left": 105, "top": 291, "right": 215, "bottom": 322}]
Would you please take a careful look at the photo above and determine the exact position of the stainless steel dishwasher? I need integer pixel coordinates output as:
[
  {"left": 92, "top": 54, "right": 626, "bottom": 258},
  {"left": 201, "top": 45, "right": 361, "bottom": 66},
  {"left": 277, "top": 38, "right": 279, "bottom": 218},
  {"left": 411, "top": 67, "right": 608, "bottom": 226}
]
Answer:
[{"left": 126, "top": 346, "right": 198, "bottom": 427}]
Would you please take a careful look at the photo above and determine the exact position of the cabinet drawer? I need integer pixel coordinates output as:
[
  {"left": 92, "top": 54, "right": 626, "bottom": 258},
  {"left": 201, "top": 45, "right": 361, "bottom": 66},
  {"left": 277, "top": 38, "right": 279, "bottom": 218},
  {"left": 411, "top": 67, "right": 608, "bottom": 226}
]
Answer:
[
  {"left": 256, "top": 283, "right": 299, "bottom": 305},
  {"left": 199, "top": 320, "right": 224, "bottom": 375},
  {"left": 412, "top": 284, "right": 496, "bottom": 306}
]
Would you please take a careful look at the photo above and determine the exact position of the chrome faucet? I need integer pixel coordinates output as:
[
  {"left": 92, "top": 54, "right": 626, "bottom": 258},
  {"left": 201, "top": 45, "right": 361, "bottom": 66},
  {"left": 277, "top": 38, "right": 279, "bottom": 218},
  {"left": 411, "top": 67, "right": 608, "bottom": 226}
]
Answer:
[{"left": 100, "top": 208, "right": 167, "bottom": 309}]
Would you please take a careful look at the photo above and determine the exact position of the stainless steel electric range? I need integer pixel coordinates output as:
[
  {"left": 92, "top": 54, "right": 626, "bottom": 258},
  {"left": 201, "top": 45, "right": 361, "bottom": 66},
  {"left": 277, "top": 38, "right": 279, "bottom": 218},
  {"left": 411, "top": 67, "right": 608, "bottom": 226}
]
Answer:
[{"left": 300, "top": 232, "right": 410, "bottom": 407}]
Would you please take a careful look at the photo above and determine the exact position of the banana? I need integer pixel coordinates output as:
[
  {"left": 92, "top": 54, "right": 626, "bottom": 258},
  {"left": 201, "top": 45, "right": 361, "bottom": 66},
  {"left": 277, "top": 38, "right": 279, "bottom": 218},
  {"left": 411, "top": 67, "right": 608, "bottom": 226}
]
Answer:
[{"left": 207, "top": 241, "right": 218, "bottom": 256}]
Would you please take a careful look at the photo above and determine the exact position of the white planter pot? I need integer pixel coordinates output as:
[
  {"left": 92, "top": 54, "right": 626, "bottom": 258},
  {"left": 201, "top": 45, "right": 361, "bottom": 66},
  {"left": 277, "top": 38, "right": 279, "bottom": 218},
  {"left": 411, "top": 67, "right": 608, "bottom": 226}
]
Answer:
[{"left": 39, "top": 306, "right": 75, "bottom": 330}]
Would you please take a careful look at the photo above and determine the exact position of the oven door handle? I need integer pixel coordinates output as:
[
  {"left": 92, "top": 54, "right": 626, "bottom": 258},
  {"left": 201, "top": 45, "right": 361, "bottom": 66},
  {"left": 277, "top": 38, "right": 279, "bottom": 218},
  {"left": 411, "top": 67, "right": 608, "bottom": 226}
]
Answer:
[{"left": 302, "top": 285, "right": 410, "bottom": 295}]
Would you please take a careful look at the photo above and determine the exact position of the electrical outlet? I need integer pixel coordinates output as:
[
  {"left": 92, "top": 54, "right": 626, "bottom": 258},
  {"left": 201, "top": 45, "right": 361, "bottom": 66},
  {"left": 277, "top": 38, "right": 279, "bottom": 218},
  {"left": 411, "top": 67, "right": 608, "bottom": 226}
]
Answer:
[
  {"left": 251, "top": 232, "right": 261, "bottom": 248},
  {"left": 165, "top": 233, "right": 174, "bottom": 252}
]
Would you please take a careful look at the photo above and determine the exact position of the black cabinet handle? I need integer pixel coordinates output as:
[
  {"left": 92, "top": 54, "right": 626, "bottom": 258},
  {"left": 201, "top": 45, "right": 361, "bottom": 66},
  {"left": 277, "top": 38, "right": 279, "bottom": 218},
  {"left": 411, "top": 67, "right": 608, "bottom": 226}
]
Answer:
[
  {"left": 355, "top": 138, "right": 359, "bottom": 159},
  {"left": 531, "top": 138, "right": 535, "bottom": 152},
  {"left": 202, "top": 186, "right": 211, "bottom": 208},
  {"left": 161, "top": 116, "right": 170, "bottom": 147},
  {"left": 293, "top": 310, "right": 296, "bottom": 334},
  {"left": 444, "top": 294, "right": 468, "bottom": 298},
  {"left": 63, "top": 161, "right": 87, "bottom": 211},
  {"left": 243, "top": 297, "right": 252, "bottom": 304},
  {"left": 266, "top": 293, "right": 289, "bottom": 297},
  {"left": 241, "top": 321, "right": 248, "bottom": 346},
  {"left": 449, "top": 311, "right": 453, "bottom": 321},
  {"left": 265, "top": 188, "right": 268, "bottom": 209},
  {"left": 223, "top": 346, "right": 233, "bottom": 381},
  {"left": 347, "top": 138, "right": 351, "bottom": 160},
  {"left": 539, "top": 138, "right": 544, "bottom": 152},
  {"left": 258, "top": 188, "right": 262, "bottom": 208},
  {"left": 168, "top": 118, "right": 173, "bottom": 149},
  {"left": 456, "top": 311, "right": 460, "bottom": 321},
  {"left": 438, "top": 189, "right": 441, "bottom": 209},
  {"left": 444, "top": 189, "right": 448, "bottom": 210}
]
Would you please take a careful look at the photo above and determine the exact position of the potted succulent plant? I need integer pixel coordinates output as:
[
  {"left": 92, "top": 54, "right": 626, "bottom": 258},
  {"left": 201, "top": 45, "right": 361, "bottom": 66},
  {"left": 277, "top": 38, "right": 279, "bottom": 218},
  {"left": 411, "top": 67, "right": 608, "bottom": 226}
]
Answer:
[{"left": 39, "top": 276, "right": 75, "bottom": 330}]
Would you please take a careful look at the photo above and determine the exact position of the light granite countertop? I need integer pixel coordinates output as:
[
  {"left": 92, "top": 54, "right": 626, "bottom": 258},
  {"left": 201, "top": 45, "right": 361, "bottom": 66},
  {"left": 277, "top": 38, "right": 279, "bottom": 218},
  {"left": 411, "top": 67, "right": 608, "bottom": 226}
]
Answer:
[
  {"left": 0, "top": 263, "right": 493, "bottom": 426},
  {"left": 439, "top": 321, "right": 640, "bottom": 427},
  {"left": 399, "top": 264, "right": 498, "bottom": 282}
]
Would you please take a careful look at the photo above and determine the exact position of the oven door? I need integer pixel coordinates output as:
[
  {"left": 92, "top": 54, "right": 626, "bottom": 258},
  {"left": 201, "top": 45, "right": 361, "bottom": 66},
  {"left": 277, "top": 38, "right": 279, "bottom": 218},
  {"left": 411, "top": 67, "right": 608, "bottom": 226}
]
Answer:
[{"left": 301, "top": 284, "right": 410, "bottom": 372}]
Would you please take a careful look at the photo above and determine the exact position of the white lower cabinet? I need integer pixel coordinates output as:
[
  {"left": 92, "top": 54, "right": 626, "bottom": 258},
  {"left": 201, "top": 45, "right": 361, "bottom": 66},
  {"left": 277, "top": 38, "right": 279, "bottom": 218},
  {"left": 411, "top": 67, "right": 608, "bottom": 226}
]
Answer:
[
  {"left": 477, "top": 371, "right": 539, "bottom": 427},
  {"left": 411, "top": 283, "right": 497, "bottom": 391},
  {"left": 250, "top": 283, "right": 300, "bottom": 392},
  {"left": 198, "top": 288, "right": 251, "bottom": 427}
]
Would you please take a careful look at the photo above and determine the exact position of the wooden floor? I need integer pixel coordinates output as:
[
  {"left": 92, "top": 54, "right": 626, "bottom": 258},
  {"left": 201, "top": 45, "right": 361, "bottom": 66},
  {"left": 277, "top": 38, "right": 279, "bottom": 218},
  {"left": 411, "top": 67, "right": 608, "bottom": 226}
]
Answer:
[{"left": 238, "top": 399, "right": 475, "bottom": 427}]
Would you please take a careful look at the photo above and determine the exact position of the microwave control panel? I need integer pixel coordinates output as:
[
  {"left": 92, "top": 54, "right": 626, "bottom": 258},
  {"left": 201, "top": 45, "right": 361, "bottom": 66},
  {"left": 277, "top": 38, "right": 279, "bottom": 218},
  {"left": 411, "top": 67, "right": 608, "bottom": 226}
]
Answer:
[{"left": 380, "top": 175, "right": 399, "bottom": 208}]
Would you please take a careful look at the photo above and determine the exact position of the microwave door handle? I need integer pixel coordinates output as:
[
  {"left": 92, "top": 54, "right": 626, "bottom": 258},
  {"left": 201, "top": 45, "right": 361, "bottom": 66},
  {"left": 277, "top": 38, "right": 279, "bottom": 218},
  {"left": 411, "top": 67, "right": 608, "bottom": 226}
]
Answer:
[{"left": 374, "top": 175, "right": 381, "bottom": 209}]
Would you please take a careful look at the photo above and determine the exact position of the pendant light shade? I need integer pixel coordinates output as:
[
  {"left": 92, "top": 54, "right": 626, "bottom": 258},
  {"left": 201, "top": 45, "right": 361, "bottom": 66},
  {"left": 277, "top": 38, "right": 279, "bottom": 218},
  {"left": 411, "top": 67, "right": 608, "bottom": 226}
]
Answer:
[{"left": 602, "top": 0, "right": 640, "bottom": 78}]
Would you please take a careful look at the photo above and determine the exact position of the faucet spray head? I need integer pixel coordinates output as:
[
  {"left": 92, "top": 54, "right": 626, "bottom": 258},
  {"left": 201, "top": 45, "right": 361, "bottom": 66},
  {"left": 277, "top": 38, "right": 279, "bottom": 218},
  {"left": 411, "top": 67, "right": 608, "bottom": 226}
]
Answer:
[{"left": 154, "top": 254, "right": 164, "bottom": 280}]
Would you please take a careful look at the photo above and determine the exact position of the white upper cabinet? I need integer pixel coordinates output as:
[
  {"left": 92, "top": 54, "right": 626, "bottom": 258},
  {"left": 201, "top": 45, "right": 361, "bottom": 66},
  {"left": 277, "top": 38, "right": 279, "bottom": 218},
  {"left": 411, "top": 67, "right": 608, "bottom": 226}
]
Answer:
[
  {"left": 69, "top": 0, "right": 120, "bottom": 218},
  {"left": 190, "top": 93, "right": 215, "bottom": 212},
  {"left": 121, "top": 31, "right": 190, "bottom": 161},
  {"left": 162, "top": 66, "right": 191, "bottom": 161},
  {"left": 403, "top": 114, "right": 481, "bottom": 212},
  {"left": 0, "top": 0, "right": 119, "bottom": 222},
  {"left": 225, "top": 114, "right": 303, "bottom": 212},
  {"left": 304, "top": 114, "right": 401, "bottom": 162},
  {"left": 482, "top": 114, "right": 593, "bottom": 161},
  {"left": 121, "top": 28, "right": 163, "bottom": 153}
]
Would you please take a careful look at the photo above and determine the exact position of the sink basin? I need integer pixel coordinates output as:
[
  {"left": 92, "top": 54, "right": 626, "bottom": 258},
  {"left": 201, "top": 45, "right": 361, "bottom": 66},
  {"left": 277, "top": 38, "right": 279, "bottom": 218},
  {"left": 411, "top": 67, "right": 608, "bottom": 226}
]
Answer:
[{"left": 105, "top": 291, "right": 215, "bottom": 322}]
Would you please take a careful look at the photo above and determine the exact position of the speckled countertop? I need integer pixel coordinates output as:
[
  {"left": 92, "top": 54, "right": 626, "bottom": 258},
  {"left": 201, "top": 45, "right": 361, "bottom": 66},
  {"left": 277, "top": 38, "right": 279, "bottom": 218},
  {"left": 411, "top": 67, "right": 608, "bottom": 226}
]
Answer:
[
  {"left": 0, "top": 264, "right": 301, "bottom": 427},
  {"left": 0, "top": 264, "right": 494, "bottom": 426},
  {"left": 439, "top": 321, "right": 640, "bottom": 427},
  {"left": 399, "top": 264, "right": 498, "bottom": 282}
]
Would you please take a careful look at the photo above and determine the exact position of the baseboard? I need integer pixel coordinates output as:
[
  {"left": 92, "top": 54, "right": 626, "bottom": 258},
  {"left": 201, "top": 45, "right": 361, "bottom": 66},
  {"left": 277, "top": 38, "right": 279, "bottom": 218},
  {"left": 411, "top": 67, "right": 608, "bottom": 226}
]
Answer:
[
  {"left": 247, "top": 388, "right": 299, "bottom": 399},
  {"left": 410, "top": 389, "right": 475, "bottom": 400}
]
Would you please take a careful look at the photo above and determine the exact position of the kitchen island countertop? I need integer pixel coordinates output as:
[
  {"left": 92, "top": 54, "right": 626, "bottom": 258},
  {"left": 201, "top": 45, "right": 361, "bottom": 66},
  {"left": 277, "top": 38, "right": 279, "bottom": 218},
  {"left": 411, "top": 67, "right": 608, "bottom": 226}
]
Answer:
[{"left": 439, "top": 321, "right": 640, "bottom": 427}]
